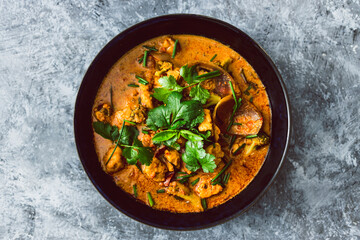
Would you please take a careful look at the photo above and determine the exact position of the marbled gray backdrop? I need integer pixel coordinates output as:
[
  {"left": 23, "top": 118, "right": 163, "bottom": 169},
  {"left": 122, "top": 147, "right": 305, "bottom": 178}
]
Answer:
[{"left": 1, "top": 0, "right": 359, "bottom": 239}]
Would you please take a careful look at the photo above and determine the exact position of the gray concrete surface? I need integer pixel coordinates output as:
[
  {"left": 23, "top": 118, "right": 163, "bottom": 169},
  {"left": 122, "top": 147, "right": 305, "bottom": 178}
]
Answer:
[{"left": 1, "top": 0, "right": 359, "bottom": 239}]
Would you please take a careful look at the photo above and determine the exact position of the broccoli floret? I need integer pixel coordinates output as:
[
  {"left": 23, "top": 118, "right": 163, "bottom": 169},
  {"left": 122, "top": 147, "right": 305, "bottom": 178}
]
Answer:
[{"left": 243, "top": 133, "right": 270, "bottom": 156}]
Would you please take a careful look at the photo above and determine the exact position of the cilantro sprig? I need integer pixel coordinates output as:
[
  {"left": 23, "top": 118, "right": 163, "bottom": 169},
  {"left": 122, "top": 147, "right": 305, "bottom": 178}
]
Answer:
[
  {"left": 182, "top": 140, "right": 216, "bottom": 173},
  {"left": 146, "top": 92, "right": 204, "bottom": 131},
  {"left": 152, "top": 65, "right": 220, "bottom": 103},
  {"left": 93, "top": 122, "right": 153, "bottom": 166}
]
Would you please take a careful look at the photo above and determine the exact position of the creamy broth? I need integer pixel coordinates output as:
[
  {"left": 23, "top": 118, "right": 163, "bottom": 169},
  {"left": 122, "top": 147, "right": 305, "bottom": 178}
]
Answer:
[{"left": 92, "top": 35, "right": 271, "bottom": 213}]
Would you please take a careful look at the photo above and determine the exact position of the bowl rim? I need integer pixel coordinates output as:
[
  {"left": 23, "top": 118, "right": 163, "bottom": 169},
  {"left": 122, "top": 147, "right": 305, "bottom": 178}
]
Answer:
[{"left": 74, "top": 13, "right": 291, "bottom": 230}]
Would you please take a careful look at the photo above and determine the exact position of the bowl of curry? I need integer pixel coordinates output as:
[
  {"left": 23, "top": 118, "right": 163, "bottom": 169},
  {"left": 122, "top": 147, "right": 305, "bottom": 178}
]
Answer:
[{"left": 74, "top": 14, "right": 290, "bottom": 230}]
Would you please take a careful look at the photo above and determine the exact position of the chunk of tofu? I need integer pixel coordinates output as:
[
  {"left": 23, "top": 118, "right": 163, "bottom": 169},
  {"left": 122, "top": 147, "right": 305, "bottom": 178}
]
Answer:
[
  {"left": 164, "top": 149, "right": 181, "bottom": 171},
  {"left": 194, "top": 175, "right": 223, "bottom": 198},
  {"left": 198, "top": 109, "right": 213, "bottom": 132},
  {"left": 166, "top": 182, "right": 203, "bottom": 212},
  {"left": 142, "top": 157, "right": 167, "bottom": 182},
  {"left": 102, "top": 146, "right": 124, "bottom": 174}
]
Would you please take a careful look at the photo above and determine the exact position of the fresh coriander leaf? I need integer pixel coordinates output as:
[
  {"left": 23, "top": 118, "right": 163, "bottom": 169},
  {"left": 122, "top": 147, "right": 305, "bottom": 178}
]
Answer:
[
  {"left": 93, "top": 122, "right": 119, "bottom": 141},
  {"left": 152, "top": 88, "right": 173, "bottom": 103},
  {"left": 146, "top": 105, "right": 172, "bottom": 130},
  {"left": 152, "top": 130, "right": 178, "bottom": 142},
  {"left": 159, "top": 75, "right": 182, "bottom": 90},
  {"left": 163, "top": 135, "right": 181, "bottom": 150},
  {"left": 146, "top": 92, "right": 204, "bottom": 130},
  {"left": 180, "top": 130, "right": 203, "bottom": 141},
  {"left": 189, "top": 84, "right": 210, "bottom": 104},
  {"left": 179, "top": 65, "right": 198, "bottom": 84},
  {"left": 182, "top": 141, "right": 216, "bottom": 173}
]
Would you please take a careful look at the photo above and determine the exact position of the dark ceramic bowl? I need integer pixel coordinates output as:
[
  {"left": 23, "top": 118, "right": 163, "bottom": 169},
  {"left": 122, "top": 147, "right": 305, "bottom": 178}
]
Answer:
[{"left": 74, "top": 14, "right": 290, "bottom": 230}]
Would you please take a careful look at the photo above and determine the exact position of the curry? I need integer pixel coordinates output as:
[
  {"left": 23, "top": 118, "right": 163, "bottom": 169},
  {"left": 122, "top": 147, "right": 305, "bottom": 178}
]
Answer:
[{"left": 92, "top": 35, "right": 271, "bottom": 213}]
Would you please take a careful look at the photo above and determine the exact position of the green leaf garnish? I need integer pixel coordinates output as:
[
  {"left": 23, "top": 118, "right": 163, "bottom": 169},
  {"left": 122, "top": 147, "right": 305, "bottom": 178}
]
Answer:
[
  {"left": 189, "top": 84, "right": 210, "bottom": 104},
  {"left": 156, "top": 189, "right": 165, "bottom": 193},
  {"left": 128, "top": 84, "right": 139, "bottom": 88},
  {"left": 93, "top": 121, "right": 153, "bottom": 166},
  {"left": 182, "top": 140, "right": 216, "bottom": 173},
  {"left": 201, "top": 198, "right": 207, "bottom": 211},
  {"left": 146, "top": 92, "right": 204, "bottom": 131},
  {"left": 93, "top": 122, "right": 119, "bottom": 141}
]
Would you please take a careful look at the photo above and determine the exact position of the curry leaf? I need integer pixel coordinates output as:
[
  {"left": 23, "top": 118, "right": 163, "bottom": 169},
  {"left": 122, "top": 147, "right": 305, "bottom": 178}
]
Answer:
[{"left": 182, "top": 141, "right": 216, "bottom": 173}]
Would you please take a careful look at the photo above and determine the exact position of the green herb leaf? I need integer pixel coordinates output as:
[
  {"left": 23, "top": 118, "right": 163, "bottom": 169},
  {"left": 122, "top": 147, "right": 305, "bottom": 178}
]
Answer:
[
  {"left": 246, "top": 134, "right": 258, "bottom": 139},
  {"left": 135, "top": 75, "right": 149, "bottom": 85},
  {"left": 143, "top": 50, "right": 148, "bottom": 67},
  {"left": 156, "top": 189, "right": 165, "bottom": 193},
  {"left": 93, "top": 122, "right": 119, "bottom": 141},
  {"left": 180, "top": 130, "right": 203, "bottom": 141},
  {"left": 189, "top": 84, "right": 210, "bottom": 104},
  {"left": 146, "top": 92, "right": 204, "bottom": 130},
  {"left": 180, "top": 65, "right": 198, "bottom": 84},
  {"left": 152, "top": 130, "right": 178, "bottom": 142},
  {"left": 182, "top": 141, "right": 216, "bottom": 173},
  {"left": 128, "top": 84, "right": 139, "bottom": 88}
]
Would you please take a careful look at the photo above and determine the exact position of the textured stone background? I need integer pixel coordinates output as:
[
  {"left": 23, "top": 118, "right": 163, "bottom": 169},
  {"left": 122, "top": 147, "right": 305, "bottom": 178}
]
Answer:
[{"left": 1, "top": 0, "right": 359, "bottom": 239}]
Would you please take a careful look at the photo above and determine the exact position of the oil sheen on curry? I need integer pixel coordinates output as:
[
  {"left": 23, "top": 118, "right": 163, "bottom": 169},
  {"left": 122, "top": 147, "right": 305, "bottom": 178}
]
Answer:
[{"left": 92, "top": 35, "right": 271, "bottom": 213}]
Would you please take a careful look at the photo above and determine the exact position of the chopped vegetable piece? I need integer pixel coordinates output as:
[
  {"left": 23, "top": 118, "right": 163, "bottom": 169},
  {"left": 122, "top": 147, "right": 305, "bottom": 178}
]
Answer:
[
  {"left": 128, "top": 84, "right": 139, "bottom": 87},
  {"left": 211, "top": 159, "right": 233, "bottom": 183},
  {"left": 233, "top": 123, "right": 242, "bottom": 126},
  {"left": 138, "top": 56, "right": 143, "bottom": 63},
  {"left": 201, "top": 198, "right": 207, "bottom": 211},
  {"left": 233, "top": 143, "right": 246, "bottom": 155},
  {"left": 135, "top": 75, "right": 149, "bottom": 85},
  {"left": 210, "top": 54, "right": 217, "bottom": 62},
  {"left": 172, "top": 39, "right": 179, "bottom": 58},
  {"left": 191, "top": 178, "right": 200, "bottom": 186},
  {"left": 246, "top": 134, "right": 258, "bottom": 139},
  {"left": 143, "top": 45, "right": 158, "bottom": 51},
  {"left": 124, "top": 120, "right": 136, "bottom": 125},
  {"left": 147, "top": 192, "right": 154, "bottom": 207},
  {"left": 249, "top": 96, "right": 254, "bottom": 103},
  {"left": 143, "top": 50, "right": 148, "bottom": 67},
  {"left": 133, "top": 184, "right": 138, "bottom": 198},
  {"left": 142, "top": 130, "right": 149, "bottom": 134},
  {"left": 156, "top": 189, "right": 165, "bottom": 193},
  {"left": 223, "top": 173, "right": 230, "bottom": 185}
]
